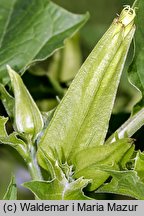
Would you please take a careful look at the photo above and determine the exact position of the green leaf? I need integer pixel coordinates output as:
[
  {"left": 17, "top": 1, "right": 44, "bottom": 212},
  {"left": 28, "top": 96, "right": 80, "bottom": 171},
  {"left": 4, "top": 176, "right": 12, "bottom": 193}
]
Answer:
[
  {"left": 0, "top": 84, "right": 14, "bottom": 119},
  {"left": 0, "top": 116, "right": 7, "bottom": 136},
  {"left": 0, "top": 0, "right": 89, "bottom": 84},
  {"left": 134, "top": 151, "right": 144, "bottom": 182},
  {"left": 128, "top": 0, "right": 144, "bottom": 111},
  {"left": 38, "top": 8, "right": 135, "bottom": 164},
  {"left": 73, "top": 138, "right": 134, "bottom": 191},
  {"left": 24, "top": 178, "right": 91, "bottom": 200},
  {"left": 3, "top": 175, "right": 17, "bottom": 200},
  {"left": 97, "top": 170, "right": 144, "bottom": 200},
  {"left": 0, "top": 116, "right": 28, "bottom": 160},
  {"left": 24, "top": 153, "right": 91, "bottom": 200}
]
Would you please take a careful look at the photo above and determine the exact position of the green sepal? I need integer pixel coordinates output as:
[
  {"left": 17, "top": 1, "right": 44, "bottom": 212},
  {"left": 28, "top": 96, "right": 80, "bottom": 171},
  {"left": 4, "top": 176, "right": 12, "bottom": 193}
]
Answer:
[
  {"left": 96, "top": 170, "right": 144, "bottom": 200},
  {"left": 23, "top": 178, "right": 91, "bottom": 200},
  {"left": 72, "top": 138, "right": 134, "bottom": 191},
  {"left": 24, "top": 150, "right": 91, "bottom": 200},
  {"left": 120, "top": 144, "right": 135, "bottom": 169},
  {"left": 0, "top": 84, "right": 14, "bottom": 119},
  {"left": 134, "top": 150, "right": 144, "bottom": 182}
]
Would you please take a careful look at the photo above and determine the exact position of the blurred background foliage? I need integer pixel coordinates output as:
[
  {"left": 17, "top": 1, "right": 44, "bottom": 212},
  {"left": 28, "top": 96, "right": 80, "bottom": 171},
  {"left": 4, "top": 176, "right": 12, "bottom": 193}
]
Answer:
[{"left": 0, "top": 0, "right": 142, "bottom": 199}]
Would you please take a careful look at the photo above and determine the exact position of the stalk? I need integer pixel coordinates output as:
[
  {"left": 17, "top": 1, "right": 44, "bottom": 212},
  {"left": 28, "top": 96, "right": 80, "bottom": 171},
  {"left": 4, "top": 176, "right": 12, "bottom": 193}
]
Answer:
[
  {"left": 26, "top": 141, "right": 42, "bottom": 180},
  {"left": 106, "top": 108, "right": 144, "bottom": 144}
]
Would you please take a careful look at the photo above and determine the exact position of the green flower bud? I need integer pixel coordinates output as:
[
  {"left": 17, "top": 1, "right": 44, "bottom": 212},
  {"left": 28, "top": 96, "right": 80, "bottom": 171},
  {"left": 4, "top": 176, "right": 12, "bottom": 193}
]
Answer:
[
  {"left": 7, "top": 65, "right": 43, "bottom": 142},
  {"left": 118, "top": 5, "right": 136, "bottom": 37},
  {"left": 38, "top": 6, "right": 136, "bottom": 166}
]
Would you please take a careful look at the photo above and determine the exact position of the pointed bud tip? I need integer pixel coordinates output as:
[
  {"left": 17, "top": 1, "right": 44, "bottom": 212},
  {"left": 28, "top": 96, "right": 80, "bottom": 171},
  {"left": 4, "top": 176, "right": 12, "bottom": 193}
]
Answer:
[
  {"left": 119, "top": 5, "right": 136, "bottom": 27},
  {"left": 6, "top": 65, "right": 15, "bottom": 78}
]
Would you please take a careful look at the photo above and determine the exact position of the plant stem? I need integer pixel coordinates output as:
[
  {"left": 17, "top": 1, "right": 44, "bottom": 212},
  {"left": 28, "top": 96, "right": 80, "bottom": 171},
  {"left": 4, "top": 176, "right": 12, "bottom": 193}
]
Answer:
[
  {"left": 106, "top": 107, "right": 144, "bottom": 143},
  {"left": 27, "top": 143, "right": 42, "bottom": 180}
]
